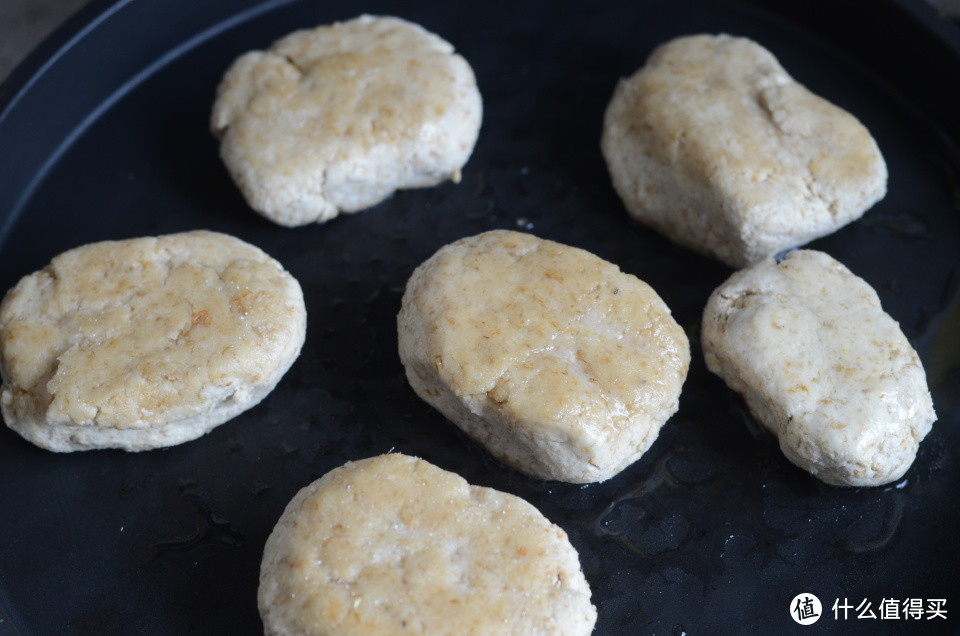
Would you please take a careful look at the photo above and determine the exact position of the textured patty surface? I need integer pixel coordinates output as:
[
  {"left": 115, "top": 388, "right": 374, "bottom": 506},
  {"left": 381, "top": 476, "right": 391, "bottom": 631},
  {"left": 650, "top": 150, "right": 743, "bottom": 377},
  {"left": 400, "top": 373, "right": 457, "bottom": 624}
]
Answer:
[
  {"left": 702, "top": 250, "right": 935, "bottom": 486},
  {"left": 258, "top": 453, "right": 596, "bottom": 635},
  {"left": 602, "top": 34, "right": 887, "bottom": 267},
  {"left": 0, "top": 230, "right": 306, "bottom": 451},
  {"left": 211, "top": 14, "right": 482, "bottom": 226},
  {"left": 398, "top": 230, "right": 690, "bottom": 483}
]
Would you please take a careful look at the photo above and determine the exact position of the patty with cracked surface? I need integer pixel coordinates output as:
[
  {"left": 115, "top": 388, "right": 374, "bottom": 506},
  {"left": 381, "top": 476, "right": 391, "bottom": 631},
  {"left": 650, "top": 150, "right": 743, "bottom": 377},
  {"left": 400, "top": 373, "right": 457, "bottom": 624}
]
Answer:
[
  {"left": 211, "top": 14, "right": 482, "bottom": 227},
  {"left": 398, "top": 230, "right": 690, "bottom": 483},
  {"left": 602, "top": 34, "right": 886, "bottom": 267},
  {"left": 259, "top": 453, "right": 596, "bottom": 635},
  {"left": 0, "top": 230, "right": 306, "bottom": 451}
]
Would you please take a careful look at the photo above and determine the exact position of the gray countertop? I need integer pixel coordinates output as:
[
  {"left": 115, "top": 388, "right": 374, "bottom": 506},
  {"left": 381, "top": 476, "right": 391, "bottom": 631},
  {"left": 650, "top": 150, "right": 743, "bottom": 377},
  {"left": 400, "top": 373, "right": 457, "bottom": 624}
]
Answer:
[{"left": 0, "top": 0, "right": 93, "bottom": 84}]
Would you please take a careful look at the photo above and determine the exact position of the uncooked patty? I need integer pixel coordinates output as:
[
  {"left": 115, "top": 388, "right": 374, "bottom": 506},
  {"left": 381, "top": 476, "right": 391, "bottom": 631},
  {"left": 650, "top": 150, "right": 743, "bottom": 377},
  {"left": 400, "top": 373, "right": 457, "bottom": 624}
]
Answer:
[
  {"left": 0, "top": 230, "right": 306, "bottom": 452},
  {"left": 397, "top": 230, "right": 690, "bottom": 483},
  {"left": 702, "top": 250, "right": 936, "bottom": 486},
  {"left": 602, "top": 34, "right": 887, "bottom": 267},
  {"left": 258, "top": 453, "right": 597, "bottom": 635},
  {"left": 211, "top": 14, "right": 483, "bottom": 227}
]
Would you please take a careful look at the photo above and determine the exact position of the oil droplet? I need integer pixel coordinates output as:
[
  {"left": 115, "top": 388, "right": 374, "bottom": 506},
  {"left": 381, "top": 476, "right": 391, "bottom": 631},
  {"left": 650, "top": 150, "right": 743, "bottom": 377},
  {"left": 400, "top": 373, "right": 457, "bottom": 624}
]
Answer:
[
  {"left": 861, "top": 210, "right": 930, "bottom": 239},
  {"left": 840, "top": 494, "right": 904, "bottom": 554},
  {"left": 251, "top": 481, "right": 273, "bottom": 497},
  {"left": 515, "top": 217, "right": 534, "bottom": 230},
  {"left": 149, "top": 480, "right": 244, "bottom": 560}
]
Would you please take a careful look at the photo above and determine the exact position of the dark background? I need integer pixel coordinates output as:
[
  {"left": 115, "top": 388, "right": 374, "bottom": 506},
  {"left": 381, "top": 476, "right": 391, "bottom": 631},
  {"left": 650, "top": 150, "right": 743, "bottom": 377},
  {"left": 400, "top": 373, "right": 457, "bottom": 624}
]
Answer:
[{"left": 0, "top": 0, "right": 958, "bottom": 633}]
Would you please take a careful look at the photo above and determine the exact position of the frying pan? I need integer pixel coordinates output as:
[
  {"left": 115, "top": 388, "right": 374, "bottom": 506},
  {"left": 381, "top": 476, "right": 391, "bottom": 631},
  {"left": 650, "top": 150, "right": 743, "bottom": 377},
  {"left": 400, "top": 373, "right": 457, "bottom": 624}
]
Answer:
[{"left": 0, "top": 0, "right": 958, "bottom": 633}]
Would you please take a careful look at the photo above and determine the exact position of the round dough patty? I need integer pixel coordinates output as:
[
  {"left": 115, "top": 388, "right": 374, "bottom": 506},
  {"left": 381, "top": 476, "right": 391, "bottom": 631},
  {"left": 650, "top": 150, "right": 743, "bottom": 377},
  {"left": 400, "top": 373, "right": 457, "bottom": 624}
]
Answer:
[
  {"left": 0, "top": 230, "right": 306, "bottom": 452},
  {"left": 211, "top": 14, "right": 483, "bottom": 227},
  {"left": 702, "top": 250, "right": 936, "bottom": 486},
  {"left": 398, "top": 230, "right": 690, "bottom": 483},
  {"left": 258, "top": 453, "right": 596, "bottom": 636}
]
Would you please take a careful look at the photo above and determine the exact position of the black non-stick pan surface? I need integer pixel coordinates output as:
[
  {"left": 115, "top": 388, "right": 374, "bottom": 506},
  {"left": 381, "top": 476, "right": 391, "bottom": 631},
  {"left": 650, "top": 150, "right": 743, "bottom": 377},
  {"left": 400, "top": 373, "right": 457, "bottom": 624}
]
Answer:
[{"left": 1, "top": 0, "right": 958, "bottom": 633}]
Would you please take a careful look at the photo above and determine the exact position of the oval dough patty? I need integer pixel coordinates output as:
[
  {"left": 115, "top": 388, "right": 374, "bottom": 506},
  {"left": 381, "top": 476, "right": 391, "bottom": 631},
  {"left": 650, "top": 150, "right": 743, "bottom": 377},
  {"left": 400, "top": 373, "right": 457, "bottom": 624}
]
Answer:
[
  {"left": 702, "top": 250, "right": 936, "bottom": 487},
  {"left": 258, "top": 453, "right": 596, "bottom": 636},
  {"left": 398, "top": 230, "right": 690, "bottom": 483},
  {"left": 211, "top": 14, "right": 483, "bottom": 227},
  {"left": 602, "top": 34, "right": 887, "bottom": 268},
  {"left": 0, "top": 230, "right": 306, "bottom": 452}
]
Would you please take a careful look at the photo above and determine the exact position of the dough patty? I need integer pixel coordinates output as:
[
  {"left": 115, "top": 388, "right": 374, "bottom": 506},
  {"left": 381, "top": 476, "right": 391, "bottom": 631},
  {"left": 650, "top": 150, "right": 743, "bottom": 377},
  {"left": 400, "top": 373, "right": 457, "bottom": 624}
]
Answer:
[
  {"left": 0, "top": 230, "right": 306, "bottom": 452},
  {"left": 602, "top": 34, "right": 887, "bottom": 267},
  {"left": 702, "top": 250, "right": 936, "bottom": 486},
  {"left": 211, "top": 14, "right": 483, "bottom": 227},
  {"left": 258, "top": 453, "right": 596, "bottom": 635},
  {"left": 398, "top": 230, "right": 690, "bottom": 483}
]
